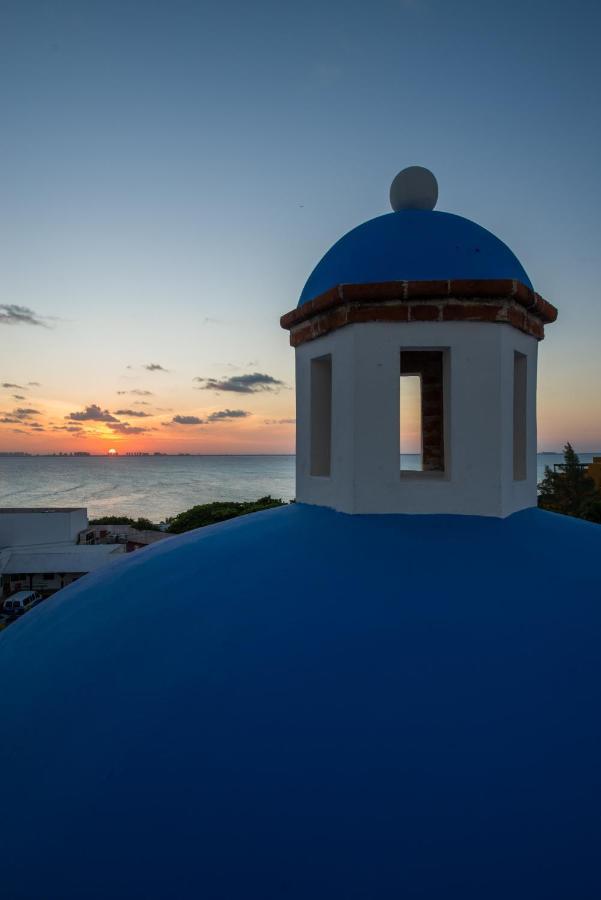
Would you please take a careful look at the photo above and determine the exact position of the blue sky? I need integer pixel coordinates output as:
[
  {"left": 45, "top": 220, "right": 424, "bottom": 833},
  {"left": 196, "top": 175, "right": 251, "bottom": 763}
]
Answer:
[{"left": 1, "top": 0, "right": 600, "bottom": 451}]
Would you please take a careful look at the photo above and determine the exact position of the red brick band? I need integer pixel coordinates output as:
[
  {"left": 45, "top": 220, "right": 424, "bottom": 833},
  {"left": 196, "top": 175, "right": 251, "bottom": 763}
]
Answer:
[{"left": 280, "top": 280, "right": 558, "bottom": 346}]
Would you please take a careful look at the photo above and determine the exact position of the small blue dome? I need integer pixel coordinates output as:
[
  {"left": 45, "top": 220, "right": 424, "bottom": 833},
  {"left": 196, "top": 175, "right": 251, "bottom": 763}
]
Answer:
[{"left": 299, "top": 210, "right": 532, "bottom": 306}]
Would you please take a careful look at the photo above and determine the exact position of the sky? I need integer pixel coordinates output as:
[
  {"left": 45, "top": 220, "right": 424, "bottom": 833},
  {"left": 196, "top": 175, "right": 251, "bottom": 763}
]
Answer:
[{"left": 1, "top": 0, "right": 600, "bottom": 454}]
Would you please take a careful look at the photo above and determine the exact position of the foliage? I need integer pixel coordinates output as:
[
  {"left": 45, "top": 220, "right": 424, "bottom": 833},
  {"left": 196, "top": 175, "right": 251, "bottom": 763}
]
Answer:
[
  {"left": 166, "top": 496, "right": 286, "bottom": 534},
  {"left": 538, "top": 443, "right": 601, "bottom": 523},
  {"left": 89, "top": 515, "right": 162, "bottom": 532}
]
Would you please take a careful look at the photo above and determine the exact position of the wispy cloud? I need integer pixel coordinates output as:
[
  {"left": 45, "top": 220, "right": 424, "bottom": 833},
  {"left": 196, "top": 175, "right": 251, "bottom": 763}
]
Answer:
[
  {"left": 117, "top": 389, "right": 154, "bottom": 396},
  {"left": 144, "top": 363, "right": 169, "bottom": 372},
  {"left": 28, "top": 381, "right": 41, "bottom": 387},
  {"left": 171, "top": 415, "right": 204, "bottom": 425},
  {"left": 0, "top": 304, "right": 50, "bottom": 327},
  {"left": 52, "top": 425, "right": 84, "bottom": 433},
  {"left": 2, "top": 382, "right": 24, "bottom": 389},
  {"left": 264, "top": 418, "right": 296, "bottom": 425},
  {"left": 194, "top": 372, "right": 285, "bottom": 394},
  {"left": 12, "top": 407, "right": 40, "bottom": 419},
  {"left": 12, "top": 394, "right": 26, "bottom": 400},
  {"left": 207, "top": 408, "right": 250, "bottom": 421},
  {"left": 67, "top": 404, "right": 118, "bottom": 423},
  {"left": 109, "top": 422, "right": 149, "bottom": 435},
  {"left": 0, "top": 417, "right": 21, "bottom": 424},
  {"left": 113, "top": 408, "right": 151, "bottom": 418}
]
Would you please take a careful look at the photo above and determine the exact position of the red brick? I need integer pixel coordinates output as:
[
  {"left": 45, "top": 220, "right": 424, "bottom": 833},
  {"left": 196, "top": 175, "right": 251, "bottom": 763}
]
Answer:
[
  {"left": 532, "top": 294, "right": 558, "bottom": 323},
  {"left": 405, "top": 280, "right": 449, "bottom": 299},
  {"left": 409, "top": 304, "right": 440, "bottom": 321},
  {"left": 452, "top": 278, "right": 514, "bottom": 298},
  {"left": 290, "top": 323, "right": 313, "bottom": 347},
  {"left": 513, "top": 281, "right": 534, "bottom": 306},
  {"left": 340, "top": 282, "right": 405, "bottom": 302},
  {"left": 349, "top": 304, "right": 409, "bottom": 324},
  {"left": 442, "top": 303, "right": 504, "bottom": 322},
  {"left": 311, "top": 286, "right": 342, "bottom": 315}
]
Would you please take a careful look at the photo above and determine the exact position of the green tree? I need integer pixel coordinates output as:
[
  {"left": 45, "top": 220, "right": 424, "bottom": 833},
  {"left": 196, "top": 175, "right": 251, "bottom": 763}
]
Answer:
[
  {"left": 89, "top": 516, "right": 162, "bottom": 531},
  {"left": 538, "top": 443, "right": 601, "bottom": 523},
  {"left": 166, "top": 496, "right": 286, "bottom": 534}
]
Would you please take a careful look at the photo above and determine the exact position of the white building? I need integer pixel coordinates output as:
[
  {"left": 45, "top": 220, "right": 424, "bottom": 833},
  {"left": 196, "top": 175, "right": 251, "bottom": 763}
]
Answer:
[
  {"left": 282, "top": 167, "right": 557, "bottom": 517},
  {"left": 0, "top": 507, "right": 124, "bottom": 599}
]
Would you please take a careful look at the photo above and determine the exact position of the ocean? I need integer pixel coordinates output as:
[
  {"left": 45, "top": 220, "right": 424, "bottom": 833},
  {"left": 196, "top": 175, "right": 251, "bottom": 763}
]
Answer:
[{"left": 0, "top": 453, "right": 596, "bottom": 522}]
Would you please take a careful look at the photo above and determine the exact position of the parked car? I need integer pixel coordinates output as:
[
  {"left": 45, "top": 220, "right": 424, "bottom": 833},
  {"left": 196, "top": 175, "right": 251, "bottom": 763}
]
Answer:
[{"left": 3, "top": 591, "right": 42, "bottom": 616}]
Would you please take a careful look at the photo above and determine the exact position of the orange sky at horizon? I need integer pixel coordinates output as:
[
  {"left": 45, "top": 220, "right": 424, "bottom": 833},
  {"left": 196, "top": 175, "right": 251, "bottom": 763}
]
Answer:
[
  {"left": 3, "top": 352, "right": 600, "bottom": 456},
  {"left": 0, "top": 382, "right": 298, "bottom": 455}
]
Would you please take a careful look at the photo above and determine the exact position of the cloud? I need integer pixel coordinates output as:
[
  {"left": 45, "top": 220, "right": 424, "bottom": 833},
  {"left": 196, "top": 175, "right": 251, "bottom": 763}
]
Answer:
[
  {"left": 0, "top": 417, "right": 21, "bottom": 424},
  {"left": 194, "top": 372, "right": 285, "bottom": 394},
  {"left": 29, "top": 424, "right": 44, "bottom": 431},
  {"left": 132, "top": 400, "right": 151, "bottom": 406},
  {"left": 28, "top": 382, "right": 41, "bottom": 387},
  {"left": 203, "top": 317, "right": 222, "bottom": 325},
  {"left": 67, "top": 404, "right": 118, "bottom": 423},
  {"left": 144, "top": 363, "right": 169, "bottom": 372},
  {"left": 12, "top": 428, "right": 29, "bottom": 434},
  {"left": 13, "top": 407, "right": 40, "bottom": 419},
  {"left": 207, "top": 409, "right": 250, "bottom": 422},
  {"left": 263, "top": 418, "right": 296, "bottom": 425},
  {"left": 2, "top": 382, "right": 24, "bottom": 389},
  {"left": 52, "top": 425, "right": 84, "bottom": 433},
  {"left": 171, "top": 415, "right": 204, "bottom": 425},
  {"left": 113, "top": 408, "right": 151, "bottom": 418},
  {"left": 12, "top": 394, "right": 26, "bottom": 400},
  {"left": 109, "top": 422, "right": 149, "bottom": 435},
  {"left": 0, "top": 304, "right": 49, "bottom": 327},
  {"left": 117, "top": 389, "right": 154, "bottom": 396}
]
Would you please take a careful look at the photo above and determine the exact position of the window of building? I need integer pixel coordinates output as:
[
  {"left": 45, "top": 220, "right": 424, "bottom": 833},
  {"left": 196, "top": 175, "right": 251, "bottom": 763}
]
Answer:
[
  {"left": 310, "top": 354, "right": 332, "bottom": 477},
  {"left": 513, "top": 351, "right": 527, "bottom": 481},
  {"left": 400, "top": 351, "right": 445, "bottom": 473}
]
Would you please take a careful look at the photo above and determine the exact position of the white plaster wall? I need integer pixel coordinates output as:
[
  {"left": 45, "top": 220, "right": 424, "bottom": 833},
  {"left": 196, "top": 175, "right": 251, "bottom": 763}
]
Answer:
[
  {"left": 499, "top": 326, "right": 538, "bottom": 516},
  {"left": 0, "top": 509, "right": 88, "bottom": 547},
  {"left": 295, "top": 322, "right": 538, "bottom": 517},
  {"left": 296, "top": 329, "right": 355, "bottom": 511}
]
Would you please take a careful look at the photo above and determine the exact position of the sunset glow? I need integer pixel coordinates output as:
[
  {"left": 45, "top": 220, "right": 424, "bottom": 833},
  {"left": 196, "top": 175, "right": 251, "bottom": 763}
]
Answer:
[{"left": 1, "top": 3, "right": 601, "bottom": 456}]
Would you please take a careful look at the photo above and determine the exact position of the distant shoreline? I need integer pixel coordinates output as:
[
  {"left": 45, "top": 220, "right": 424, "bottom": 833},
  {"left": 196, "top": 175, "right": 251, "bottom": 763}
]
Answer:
[
  {"left": 0, "top": 452, "right": 297, "bottom": 458},
  {"left": 1, "top": 451, "right": 599, "bottom": 459}
]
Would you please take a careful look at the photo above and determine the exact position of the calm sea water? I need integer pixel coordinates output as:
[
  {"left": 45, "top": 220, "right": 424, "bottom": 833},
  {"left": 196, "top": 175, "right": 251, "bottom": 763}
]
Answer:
[{"left": 0, "top": 453, "right": 596, "bottom": 522}]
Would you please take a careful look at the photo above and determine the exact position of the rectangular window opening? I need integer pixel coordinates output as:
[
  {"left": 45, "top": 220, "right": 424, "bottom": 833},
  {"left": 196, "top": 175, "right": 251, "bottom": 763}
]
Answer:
[
  {"left": 513, "top": 351, "right": 527, "bottom": 481},
  {"left": 310, "top": 355, "right": 332, "bottom": 477},
  {"left": 400, "top": 351, "right": 445, "bottom": 473}
]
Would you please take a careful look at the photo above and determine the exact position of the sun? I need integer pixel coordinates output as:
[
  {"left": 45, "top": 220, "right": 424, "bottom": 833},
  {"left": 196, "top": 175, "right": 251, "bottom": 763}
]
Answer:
[{"left": 107, "top": 448, "right": 118, "bottom": 456}]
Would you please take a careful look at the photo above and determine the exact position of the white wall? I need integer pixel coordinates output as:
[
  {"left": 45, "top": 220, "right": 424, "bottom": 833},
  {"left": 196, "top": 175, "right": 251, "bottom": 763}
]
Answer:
[
  {"left": 0, "top": 509, "right": 89, "bottom": 547},
  {"left": 295, "top": 322, "right": 538, "bottom": 517}
]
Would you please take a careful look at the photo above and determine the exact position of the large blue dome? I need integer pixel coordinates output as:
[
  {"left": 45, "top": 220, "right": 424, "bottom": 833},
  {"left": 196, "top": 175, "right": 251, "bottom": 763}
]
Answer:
[
  {"left": 1, "top": 504, "right": 601, "bottom": 898},
  {"left": 299, "top": 210, "right": 533, "bottom": 306}
]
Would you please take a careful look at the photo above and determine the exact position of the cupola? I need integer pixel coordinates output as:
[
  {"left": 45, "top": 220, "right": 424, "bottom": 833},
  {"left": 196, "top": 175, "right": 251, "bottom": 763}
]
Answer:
[{"left": 281, "top": 167, "right": 558, "bottom": 517}]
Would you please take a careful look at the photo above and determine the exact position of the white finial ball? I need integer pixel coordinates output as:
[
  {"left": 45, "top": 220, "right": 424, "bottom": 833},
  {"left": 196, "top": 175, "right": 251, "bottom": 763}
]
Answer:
[{"left": 390, "top": 166, "right": 438, "bottom": 211}]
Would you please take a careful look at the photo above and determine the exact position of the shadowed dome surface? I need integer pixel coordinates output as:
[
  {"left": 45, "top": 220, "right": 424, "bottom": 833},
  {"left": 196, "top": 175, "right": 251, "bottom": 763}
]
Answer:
[
  {"left": 299, "top": 210, "right": 533, "bottom": 306},
  {"left": 2, "top": 503, "right": 601, "bottom": 898}
]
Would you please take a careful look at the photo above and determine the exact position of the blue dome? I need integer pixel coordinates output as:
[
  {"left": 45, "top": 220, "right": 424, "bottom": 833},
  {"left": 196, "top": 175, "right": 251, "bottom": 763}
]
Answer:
[
  {"left": 1, "top": 504, "right": 601, "bottom": 898},
  {"left": 299, "top": 210, "right": 532, "bottom": 306}
]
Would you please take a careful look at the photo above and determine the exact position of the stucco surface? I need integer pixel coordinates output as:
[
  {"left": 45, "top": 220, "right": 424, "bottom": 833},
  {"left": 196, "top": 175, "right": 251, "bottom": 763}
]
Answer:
[
  {"left": 299, "top": 209, "right": 533, "bottom": 306},
  {"left": 2, "top": 503, "right": 601, "bottom": 898}
]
